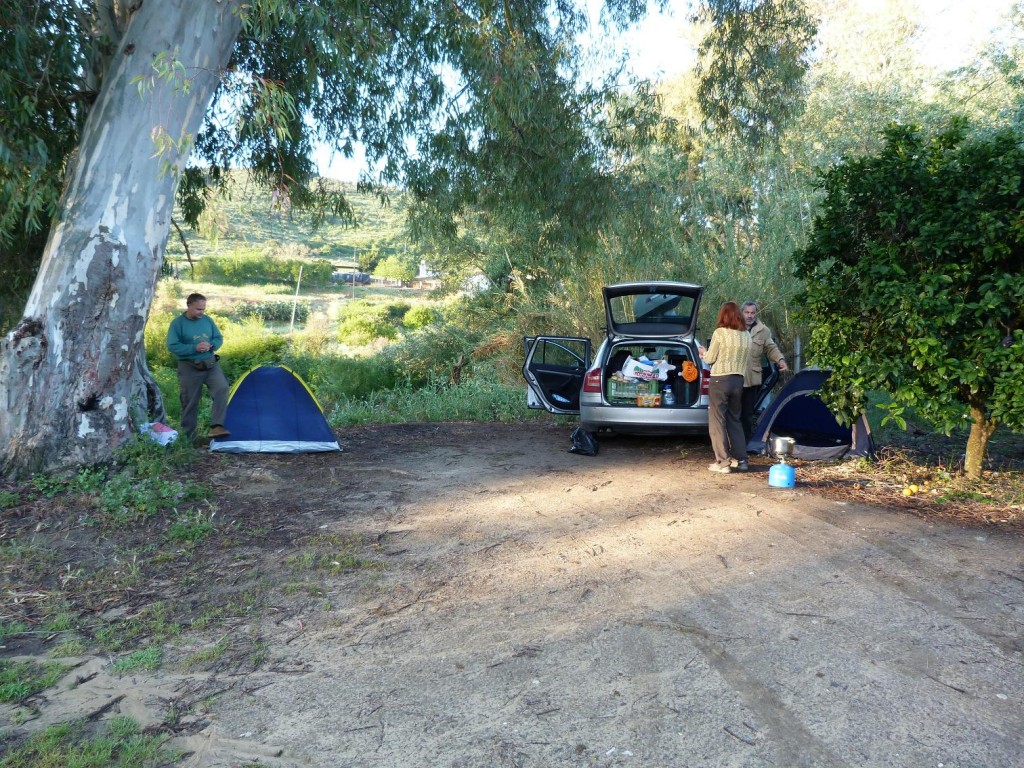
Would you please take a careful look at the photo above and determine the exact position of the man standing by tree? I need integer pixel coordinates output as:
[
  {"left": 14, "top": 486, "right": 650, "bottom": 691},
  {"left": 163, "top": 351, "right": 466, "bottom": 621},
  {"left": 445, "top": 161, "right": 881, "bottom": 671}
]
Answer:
[
  {"left": 740, "top": 301, "right": 788, "bottom": 442},
  {"left": 166, "top": 294, "right": 230, "bottom": 442}
]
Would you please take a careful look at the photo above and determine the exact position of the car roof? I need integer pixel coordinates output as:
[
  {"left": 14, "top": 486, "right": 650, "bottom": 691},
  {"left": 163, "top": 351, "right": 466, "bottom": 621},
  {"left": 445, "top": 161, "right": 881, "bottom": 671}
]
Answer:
[{"left": 602, "top": 281, "right": 703, "bottom": 338}]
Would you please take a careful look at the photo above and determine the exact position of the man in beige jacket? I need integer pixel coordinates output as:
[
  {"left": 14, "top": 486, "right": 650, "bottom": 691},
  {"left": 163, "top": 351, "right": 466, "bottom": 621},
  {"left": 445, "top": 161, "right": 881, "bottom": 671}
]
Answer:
[{"left": 741, "top": 301, "right": 789, "bottom": 442}]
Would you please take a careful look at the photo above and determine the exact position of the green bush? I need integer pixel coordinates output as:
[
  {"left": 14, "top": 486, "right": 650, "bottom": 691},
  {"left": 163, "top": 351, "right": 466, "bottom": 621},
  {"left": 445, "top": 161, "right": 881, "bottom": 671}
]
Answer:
[
  {"left": 385, "top": 324, "right": 480, "bottom": 386},
  {"left": 384, "top": 301, "right": 412, "bottom": 322},
  {"left": 241, "top": 299, "right": 310, "bottom": 324},
  {"left": 289, "top": 313, "right": 334, "bottom": 357},
  {"left": 144, "top": 310, "right": 176, "bottom": 369},
  {"left": 281, "top": 351, "right": 402, "bottom": 408},
  {"left": 403, "top": 304, "right": 437, "bottom": 330},
  {"left": 322, "top": 369, "right": 540, "bottom": 426},
  {"left": 217, "top": 315, "right": 288, "bottom": 378},
  {"left": 193, "top": 249, "right": 333, "bottom": 287},
  {"left": 338, "top": 313, "right": 398, "bottom": 345},
  {"left": 336, "top": 302, "right": 399, "bottom": 345}
]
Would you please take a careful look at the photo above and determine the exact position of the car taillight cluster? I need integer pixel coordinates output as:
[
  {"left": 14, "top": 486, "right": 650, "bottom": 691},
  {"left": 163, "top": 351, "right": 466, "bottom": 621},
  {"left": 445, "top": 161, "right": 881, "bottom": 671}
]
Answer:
[
  {"left": 583, "top": 368, "right": 602, "bottom": 393},
  {"left": 700, "top": 366, "right": 710, "bottom": 396}
]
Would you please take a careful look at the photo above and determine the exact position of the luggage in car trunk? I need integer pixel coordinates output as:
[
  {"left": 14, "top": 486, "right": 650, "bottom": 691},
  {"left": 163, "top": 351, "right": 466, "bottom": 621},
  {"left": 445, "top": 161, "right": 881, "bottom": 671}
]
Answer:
[{"left": 605, "top": 344, "right": 700, "bottom": 407}]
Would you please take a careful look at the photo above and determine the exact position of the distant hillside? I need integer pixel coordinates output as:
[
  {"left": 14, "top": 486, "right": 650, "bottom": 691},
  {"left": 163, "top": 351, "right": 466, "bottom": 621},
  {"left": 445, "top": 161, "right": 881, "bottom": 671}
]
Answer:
[{"left": 164, "top": 172, "right": 411, "bottom": 272}]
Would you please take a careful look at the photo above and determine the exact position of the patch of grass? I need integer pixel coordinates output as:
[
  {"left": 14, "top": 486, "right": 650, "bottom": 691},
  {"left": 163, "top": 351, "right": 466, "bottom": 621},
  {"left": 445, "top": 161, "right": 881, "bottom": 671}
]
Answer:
[
  {"left": 52, "top": 638, "right": 87, "bottom": 657},
  {"left": 44, "top": 611, "right": 77, "bottom": 633},
  {"left": 180, "top": 635, "right": 229, "bottom": 669},
  {"left": 94, "top": 474, "right": 207, "bottom": 527},
  {"left": 285, "top": 533, "right": 385, "bottom": 574},
  {"left": 29, "top": 473, "right": 69, "bottom": 498},
  {"left": 189, "top": 605, "right": 229, "bottom": 632},
  {"left": 0, "top": 659, "right": 69, "bottom": 703},
  {"left": 93, "top": 601, "right": 181, "bottom": 653},
  {"left": 0, "top": 489, "right": 19, "bottom": 508},
  {"left": 166, "top": 507, "right": 217, "bottom": 543},
  {"left": 324, "top": 374, "right": 541, "bottom": 427},
  {"left": 113, "top": 646, "right": 164, "bottom": 673},
  {"left": 282, "top": 581, "right": 327, "bottom": 597},
  {"left": 0, "top": 620, "right": 30, "bottom": 642},
  {"left": 0, "top": 716, "right": 178, "bottom": 767},
  {"left": 0, "top": 539, "right": 55, "bottom": 581}
]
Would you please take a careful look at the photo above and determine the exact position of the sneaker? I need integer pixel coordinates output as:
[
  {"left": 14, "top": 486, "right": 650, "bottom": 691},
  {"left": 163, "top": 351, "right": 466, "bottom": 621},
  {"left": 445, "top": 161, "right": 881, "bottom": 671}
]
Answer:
[
  {"left": 208, "top": 425, "right": 231, "bottom": 439},
  {"left": 708, "top": 462, "right": 732, "bottom": 474},
  {"left": 731, "top": 459, "right": 749, "bottom": 471}
]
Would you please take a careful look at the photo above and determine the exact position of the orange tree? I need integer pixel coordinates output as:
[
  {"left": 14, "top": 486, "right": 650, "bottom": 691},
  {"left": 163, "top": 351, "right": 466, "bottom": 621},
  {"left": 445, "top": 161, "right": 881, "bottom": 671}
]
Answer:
[{"left": 794, "top": 121, "right": 1024, "bottom": 479}]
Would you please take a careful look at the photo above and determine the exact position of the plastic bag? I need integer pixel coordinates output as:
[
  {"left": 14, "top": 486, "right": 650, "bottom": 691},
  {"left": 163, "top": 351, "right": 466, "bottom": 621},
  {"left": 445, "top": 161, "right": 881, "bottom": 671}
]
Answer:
[
  {"left": 140, "top": 422, "right": 178, "bottom": 446},
  {"left": 620, "top": 355, "right": 659, "bottom": 381},
  {"left": 568, "top": 426, "right": 599, "bottom": 456}
]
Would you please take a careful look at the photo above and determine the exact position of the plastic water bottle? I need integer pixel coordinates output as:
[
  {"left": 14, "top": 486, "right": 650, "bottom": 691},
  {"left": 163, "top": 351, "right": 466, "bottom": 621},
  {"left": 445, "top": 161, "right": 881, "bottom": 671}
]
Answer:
[{"left": 662, "top": 385, "right": 675, "bottom": 406}]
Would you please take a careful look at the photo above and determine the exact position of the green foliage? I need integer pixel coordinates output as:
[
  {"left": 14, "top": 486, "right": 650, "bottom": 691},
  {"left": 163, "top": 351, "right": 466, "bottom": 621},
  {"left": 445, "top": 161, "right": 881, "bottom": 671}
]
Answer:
[
  {"left": 385, "top": 325, "right": 481, "bottom": 385},
  {"left": 0, "top": 2, "right": 86, "bottom": 332},
  {"left": 278, "top": 351, "right": 401, "bottom": 408},
  {"left": 373, "top": 253, "right": 417, "bottom": 282},
  {"left": 113, "top": 647, "right": 164, "bottom": 673},
  {"left": 192, "top": 249, "right": 333, "bottom": 287},
  {"left": 21, "top": 436, "right": 209, "bottom": 529},
  {"left": 795, "top": 121, "right": 1024, "bottom": 464},
  {"left": 0, "top": 620, "right": 29, "bottom": 642},
  {"left": 403, "top": 304, "right": 437, "bottom": 330},
  {"left": 0, "top": 659, "right": 69, "bottom": 703},
  {"left": 93, "top": 475, "right": 206, "bottom": 528},
  {"left": 285, "top": 534, "right": 384, "bottom": 574},
  {"left": 94, "top": 601, "right": 181, "bottom": 653},
  {"left": 0, "top": 717, "right": 176, "bottom": 768},
  {"left": 166, "top": 508, "right": 217, "bottom": 544},
  {"left": 336, "top": 301, "right": 402, "bottom": 345},
  {"left": 323, "top": 370, "right": 540, "bottom": 427},
  {"left": 241, "top": 299, "right": 310, "bottom": 324},
  {"left": 165, "top": 173, "right": 409, "bottom": 273},
  {"left": 694, "top": 0, "right": 818, "bottom": 150}
]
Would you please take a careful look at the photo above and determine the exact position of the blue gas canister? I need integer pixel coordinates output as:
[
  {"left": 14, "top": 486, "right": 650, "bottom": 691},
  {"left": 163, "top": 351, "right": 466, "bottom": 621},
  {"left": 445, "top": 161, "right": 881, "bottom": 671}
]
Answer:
[{"left": 768, "top": 462, "right": 796, "bottom": 488}]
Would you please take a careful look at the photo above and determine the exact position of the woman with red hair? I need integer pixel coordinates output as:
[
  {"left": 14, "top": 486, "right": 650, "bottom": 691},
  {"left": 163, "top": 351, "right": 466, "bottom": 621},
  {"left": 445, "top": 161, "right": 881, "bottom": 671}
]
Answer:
[{"left": 699, "top": 302, "right": 751, "bottom": 473}]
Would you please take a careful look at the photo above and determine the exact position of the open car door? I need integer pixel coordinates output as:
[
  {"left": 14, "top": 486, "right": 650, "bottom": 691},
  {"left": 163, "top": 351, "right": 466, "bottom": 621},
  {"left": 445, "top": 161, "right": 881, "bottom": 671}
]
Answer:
[
  {"left": 753, "top": 361, "right": 780, "bottom": 414},
  {"left": 523, "top": 336, "right": 591, "bottom": 415}
]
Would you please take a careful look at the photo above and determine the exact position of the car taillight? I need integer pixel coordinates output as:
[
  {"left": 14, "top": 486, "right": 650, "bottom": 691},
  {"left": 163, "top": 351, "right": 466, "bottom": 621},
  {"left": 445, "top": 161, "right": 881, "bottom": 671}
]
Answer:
[
  {"left": 700, "top": 366, "right": 710, "bottom": 396},
  {"left": 583, "top": 368, "right": 602, "bottom": 393}
]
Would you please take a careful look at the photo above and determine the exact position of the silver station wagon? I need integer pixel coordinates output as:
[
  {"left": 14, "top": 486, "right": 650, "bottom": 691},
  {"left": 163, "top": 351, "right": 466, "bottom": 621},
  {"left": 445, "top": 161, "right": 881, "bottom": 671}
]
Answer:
[{"left": 524, "top": 281, "right": 714, "bottom": 435}]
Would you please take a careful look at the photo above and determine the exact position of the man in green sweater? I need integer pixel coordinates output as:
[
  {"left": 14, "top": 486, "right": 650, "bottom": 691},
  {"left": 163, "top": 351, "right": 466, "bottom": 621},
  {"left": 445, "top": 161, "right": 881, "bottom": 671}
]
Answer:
[{"left": 166, "top": 293, "right": 230, "bottom": 441}]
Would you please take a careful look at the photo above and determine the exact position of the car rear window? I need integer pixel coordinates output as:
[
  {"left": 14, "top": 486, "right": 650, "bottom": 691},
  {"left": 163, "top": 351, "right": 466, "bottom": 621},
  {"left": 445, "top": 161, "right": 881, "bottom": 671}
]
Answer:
[{"left": 609, "top": 293, "right": 697, "bottom": 329}]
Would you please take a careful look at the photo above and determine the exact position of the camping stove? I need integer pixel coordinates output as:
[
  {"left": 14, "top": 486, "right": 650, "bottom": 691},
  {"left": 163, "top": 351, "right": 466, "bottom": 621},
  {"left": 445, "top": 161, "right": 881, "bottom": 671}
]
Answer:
[{"left": 768, "top": 436, "right": 796, "bottom": 488}]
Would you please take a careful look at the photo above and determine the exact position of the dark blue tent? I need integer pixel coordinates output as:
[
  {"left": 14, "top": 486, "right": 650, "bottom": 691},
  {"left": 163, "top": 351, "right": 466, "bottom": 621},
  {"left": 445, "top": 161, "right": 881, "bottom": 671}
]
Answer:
[
  {"left": 210, "top": 365, "right": 340, "bottom": 454},
  {"left": 748, "top": 368, "right": 874, "bottom": 460}
]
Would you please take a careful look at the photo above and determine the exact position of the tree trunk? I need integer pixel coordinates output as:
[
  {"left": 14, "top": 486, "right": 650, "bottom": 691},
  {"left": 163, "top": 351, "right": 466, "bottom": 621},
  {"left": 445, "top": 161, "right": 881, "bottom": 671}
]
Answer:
[
  {"left": 0, "top": 0, "right": 243, "bottom": 478},
  {"left": 131, "top": 347, "right": 166, "bottom": 426},
  {"left": 964, "top": 403, "right": 997, "bottom": 480}
]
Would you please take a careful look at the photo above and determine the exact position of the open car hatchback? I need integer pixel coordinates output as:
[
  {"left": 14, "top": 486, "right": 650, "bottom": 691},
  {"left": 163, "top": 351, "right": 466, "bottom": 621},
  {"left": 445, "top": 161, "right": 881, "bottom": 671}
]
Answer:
[{"left": 523, "top": 281, "right": 713, "bottom": 436}]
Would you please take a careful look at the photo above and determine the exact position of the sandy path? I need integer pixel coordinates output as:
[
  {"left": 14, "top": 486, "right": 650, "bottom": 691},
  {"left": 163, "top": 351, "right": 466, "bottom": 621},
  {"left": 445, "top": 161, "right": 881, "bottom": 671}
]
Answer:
[{"left": 179, "top": 423, "right": 1024, "bottom": 767}]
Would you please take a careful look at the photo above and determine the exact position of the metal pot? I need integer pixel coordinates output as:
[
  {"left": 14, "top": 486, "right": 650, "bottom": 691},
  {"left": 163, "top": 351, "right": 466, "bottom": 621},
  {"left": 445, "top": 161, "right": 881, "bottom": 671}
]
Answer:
[{"left": 771, "top": 435, "right": 796, "bottom": 458}]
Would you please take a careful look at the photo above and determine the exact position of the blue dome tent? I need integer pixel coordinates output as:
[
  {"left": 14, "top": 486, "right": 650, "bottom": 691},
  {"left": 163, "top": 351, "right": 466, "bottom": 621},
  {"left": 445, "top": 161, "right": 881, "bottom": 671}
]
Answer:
[
  {"left": 210, "top": 365, "right": 340, "bottom": 454},
  {"left": 748, "top": 368, "right": 874, "bottom": 461}
]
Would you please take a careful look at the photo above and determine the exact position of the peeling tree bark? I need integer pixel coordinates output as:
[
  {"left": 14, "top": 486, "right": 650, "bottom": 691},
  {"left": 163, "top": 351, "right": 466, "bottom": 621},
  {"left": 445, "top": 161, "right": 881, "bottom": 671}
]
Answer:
[{"left": 0, "top": 0, "right": 244, "bottom": 478}]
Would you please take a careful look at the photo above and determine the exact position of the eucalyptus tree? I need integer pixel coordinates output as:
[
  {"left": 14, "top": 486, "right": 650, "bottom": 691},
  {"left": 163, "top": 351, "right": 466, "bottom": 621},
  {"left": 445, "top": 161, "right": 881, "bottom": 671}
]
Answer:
[
  {"left": 693, "top": 0, "right": 817, "bottom": 150},
  {"left": 0, "top": 0, "right": 661, "bottom": 477},
  {"left": 0, "top": 1, "right": 88, "bottom": 332}
]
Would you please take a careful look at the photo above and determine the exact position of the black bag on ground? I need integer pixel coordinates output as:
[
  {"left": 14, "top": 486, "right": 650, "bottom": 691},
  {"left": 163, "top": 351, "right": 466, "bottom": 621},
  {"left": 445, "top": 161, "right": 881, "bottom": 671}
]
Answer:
[{"left": 569, "top": 426, "right": 599, "bottom": 456}]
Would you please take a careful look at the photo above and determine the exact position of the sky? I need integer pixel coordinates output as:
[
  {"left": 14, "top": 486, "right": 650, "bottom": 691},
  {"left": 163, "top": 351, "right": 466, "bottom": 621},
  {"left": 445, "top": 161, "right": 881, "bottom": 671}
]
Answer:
[{"left": 314, "top": 0, "right": 1018, "bottom": 181}]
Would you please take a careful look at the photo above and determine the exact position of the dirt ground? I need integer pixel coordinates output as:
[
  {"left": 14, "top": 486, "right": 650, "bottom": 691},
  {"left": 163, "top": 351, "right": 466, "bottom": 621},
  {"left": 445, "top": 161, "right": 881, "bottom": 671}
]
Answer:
[{"left": 3, "top": 422, "right": 1024, "bottom": 767}]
